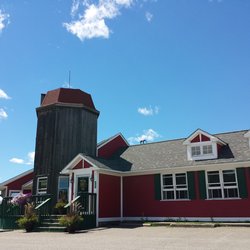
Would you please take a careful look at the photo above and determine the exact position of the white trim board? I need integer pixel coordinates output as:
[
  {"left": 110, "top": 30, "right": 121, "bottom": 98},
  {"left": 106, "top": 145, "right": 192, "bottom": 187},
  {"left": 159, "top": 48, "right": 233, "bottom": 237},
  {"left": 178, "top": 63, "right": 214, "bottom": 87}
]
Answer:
[
  {"left": 98, "top": 216, "right": 250, "bottom": 223},
  {"left": 122, "top": 217, "right": 250, "bottom": 222}
]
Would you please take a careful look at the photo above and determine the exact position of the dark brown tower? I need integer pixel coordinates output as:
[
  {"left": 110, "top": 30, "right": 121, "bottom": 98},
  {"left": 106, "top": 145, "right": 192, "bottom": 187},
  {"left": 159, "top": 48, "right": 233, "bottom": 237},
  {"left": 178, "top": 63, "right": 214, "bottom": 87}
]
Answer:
[{"left": 33, "top": 88, "right": 99, "bottom": 204}]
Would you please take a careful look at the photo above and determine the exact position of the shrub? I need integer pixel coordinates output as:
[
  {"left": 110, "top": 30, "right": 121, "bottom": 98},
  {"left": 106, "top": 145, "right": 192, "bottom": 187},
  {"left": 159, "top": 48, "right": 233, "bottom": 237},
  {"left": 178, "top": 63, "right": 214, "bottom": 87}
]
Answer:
[
  {"left": 17, "top": 203, "right": 38, "bottom": 232},
  {"left": 59, "top": 213, "right": 83, "bottom": 233}
]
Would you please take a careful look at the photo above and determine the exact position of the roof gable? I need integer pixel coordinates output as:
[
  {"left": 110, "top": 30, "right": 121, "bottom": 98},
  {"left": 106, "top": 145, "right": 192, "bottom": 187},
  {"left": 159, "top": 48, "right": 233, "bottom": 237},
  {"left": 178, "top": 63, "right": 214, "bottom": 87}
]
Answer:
[
  {"left": 183, "top": 129, "right": 226, "bottom": 145},
  {"left": 97, "top": 133, "right": 129, "bottom": 149},
  {"left": 60, "top": 154, "right": 99, "bottom": 174},
  {"left": 0, "top": 169, "right": 33, "bottom": 187}
]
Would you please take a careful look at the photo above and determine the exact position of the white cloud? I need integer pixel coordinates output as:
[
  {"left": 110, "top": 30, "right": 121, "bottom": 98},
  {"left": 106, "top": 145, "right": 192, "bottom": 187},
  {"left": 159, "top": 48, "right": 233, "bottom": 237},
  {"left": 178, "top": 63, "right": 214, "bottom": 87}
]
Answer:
[
  {"left": 10, "top": 158, "right": 25, "bottom": 164},
  {"left": 128, "top": 128, "right": 160, "bottom": 144},
  {"left": 64, "top": 0, "right": 134, "bottom": 41},
  {"left": 27, "top": 152, "right": 35, "bottom": 164},
  {"left": 0, "top": 89, "right": 10, "bottom": 99},
  {"left": 9, "top": 151, "right": 35, "bottom": 165},
  {"left": 0, "top": 108, "right": 8, "bottom": 119},
  {"left": 0, "top": 10, "right": 10, "bottom": 33},
  {"left": 138, "top": 106, "right": 159, "bottom": 116},
  {"left": 145, "top": 11, "right": 153, "bottom": 22}
]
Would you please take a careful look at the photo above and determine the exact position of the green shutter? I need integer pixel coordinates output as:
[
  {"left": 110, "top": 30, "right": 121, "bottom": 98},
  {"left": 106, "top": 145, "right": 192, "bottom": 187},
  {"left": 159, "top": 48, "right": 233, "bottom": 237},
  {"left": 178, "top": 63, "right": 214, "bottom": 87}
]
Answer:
[
  {"left": 154, "top": 174, "right": 161, "bottom": 200},
  {"left": 198, "top": 171, "right": 207, "bottom": 200},
  {"left": 187, "top": 171, "right": 196, "bottom": 200},
  {"left": 236, "top": 168, "right": 248, "bottom": 198}
]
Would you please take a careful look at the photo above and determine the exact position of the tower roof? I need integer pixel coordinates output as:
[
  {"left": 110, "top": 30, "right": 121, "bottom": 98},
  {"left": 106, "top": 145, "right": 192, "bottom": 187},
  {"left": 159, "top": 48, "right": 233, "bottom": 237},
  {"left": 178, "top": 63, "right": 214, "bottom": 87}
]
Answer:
[{"left": 41, "top": 88, "right": 97, "bottom": 111}]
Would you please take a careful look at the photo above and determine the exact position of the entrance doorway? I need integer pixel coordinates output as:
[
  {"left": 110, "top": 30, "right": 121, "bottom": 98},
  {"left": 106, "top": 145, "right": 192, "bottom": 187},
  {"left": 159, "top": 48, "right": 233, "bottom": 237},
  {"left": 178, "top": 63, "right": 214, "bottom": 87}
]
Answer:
[{"left": 76, "top": 176, "right": 89, "bottom": 195}]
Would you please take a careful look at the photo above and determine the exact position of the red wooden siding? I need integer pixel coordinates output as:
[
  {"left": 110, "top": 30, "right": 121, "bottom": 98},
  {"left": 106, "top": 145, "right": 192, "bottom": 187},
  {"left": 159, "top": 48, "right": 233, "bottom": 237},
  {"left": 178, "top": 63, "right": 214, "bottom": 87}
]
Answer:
[
  {"left": 99, "top": 174, "right": 121, "bottom": 218},
  {"left": 73, "top": 160, "right": 83, "bottom": 170},
  {"left": 98, "top": 135, "right": 128, "bottom": 159},
  {"left": 191, "top": 135, "right": 200, "bottom": 143},
  {"left": 201, "top": 134, "right": 210, "bottom": 141},
  {"left": 72, "top": 160, "right": 92, "bottom": 170},
  {"left": 6, "top": 172, "right": 34, "bottom": 194},
  {"left": 123, "top": 173, "right": 250, "bottom": 218},
  {"left": 84, "top": 161, "right": 91, "bottom": 168}
]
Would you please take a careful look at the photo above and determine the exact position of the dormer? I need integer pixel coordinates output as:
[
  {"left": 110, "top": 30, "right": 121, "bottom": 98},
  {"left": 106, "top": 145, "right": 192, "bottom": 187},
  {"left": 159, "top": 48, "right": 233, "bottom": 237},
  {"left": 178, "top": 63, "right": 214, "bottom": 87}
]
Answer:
[
  {"left": 244, "top": 130, "right": 250, "bottom": 148},
  {"left": 183, "top": 129, "right": 226, "bottom": 161}
]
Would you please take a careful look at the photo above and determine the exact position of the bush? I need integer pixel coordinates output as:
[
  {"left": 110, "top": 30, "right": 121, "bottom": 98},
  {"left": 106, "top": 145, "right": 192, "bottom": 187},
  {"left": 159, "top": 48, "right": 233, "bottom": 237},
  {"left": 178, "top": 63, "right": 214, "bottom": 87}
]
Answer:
[
  {"left": 54, "top": 200, "right": 67, "bottom": 215},
  {"left": 59, "top": 213, "right": 83, "bottom": 233},
  {"left": 17, "top": 203, "right": 38, "bottom": 232}
]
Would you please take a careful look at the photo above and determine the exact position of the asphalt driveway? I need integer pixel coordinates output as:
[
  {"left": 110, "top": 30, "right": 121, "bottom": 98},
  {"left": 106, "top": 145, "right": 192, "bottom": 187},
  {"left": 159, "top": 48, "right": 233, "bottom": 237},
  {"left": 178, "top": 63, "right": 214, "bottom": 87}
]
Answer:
[{"left": 1, "top": 226, "right": 250, "bottom": 250}]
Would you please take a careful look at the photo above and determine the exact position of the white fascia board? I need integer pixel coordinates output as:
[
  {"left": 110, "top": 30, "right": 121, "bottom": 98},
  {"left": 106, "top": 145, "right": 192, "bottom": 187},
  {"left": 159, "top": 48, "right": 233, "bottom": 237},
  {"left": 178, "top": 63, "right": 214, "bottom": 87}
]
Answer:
[{"left": 22, "top": 180, "right": 33, "bottom": 189}]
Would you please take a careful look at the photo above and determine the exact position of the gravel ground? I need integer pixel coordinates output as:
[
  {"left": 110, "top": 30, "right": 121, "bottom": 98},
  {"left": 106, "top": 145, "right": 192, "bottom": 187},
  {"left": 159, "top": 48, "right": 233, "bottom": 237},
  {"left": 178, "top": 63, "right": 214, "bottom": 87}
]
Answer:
[{"left": 1, "top": 226, "right": 250, "bottom": 250}]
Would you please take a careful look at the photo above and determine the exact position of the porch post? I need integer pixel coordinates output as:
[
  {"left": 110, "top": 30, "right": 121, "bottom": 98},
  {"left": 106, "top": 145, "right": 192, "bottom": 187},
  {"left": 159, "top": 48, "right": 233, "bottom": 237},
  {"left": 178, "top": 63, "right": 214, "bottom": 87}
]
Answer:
[{"left": 120, "top": 176, "right": 123, "bottom": 222}]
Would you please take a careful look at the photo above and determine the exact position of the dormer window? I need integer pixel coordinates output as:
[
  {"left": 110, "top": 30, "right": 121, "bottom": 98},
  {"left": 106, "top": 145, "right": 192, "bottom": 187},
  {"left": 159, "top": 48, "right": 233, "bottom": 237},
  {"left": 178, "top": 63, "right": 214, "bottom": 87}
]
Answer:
[
  {"left": 191, "top": 144, "right": 213, "bottom": 157},
  {"left": 183, "top": 129, "right": 226, "bottom": 161},
  {"left": 203, "top": 145, "right": 213, "bottom": 155},
  {"left": 191, "top": 146, "right": 201, "bottom": 157}
]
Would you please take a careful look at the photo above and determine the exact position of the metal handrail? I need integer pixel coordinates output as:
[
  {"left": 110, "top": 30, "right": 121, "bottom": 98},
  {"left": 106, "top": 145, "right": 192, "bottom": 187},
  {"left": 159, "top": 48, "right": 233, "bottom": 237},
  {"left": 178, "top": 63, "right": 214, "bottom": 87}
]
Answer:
[
  {"left": 35, "top": 198, "right": 51, "bottom": 210},
  {"left": 64, "top": 196, "right": 80, "bottom": 209}
]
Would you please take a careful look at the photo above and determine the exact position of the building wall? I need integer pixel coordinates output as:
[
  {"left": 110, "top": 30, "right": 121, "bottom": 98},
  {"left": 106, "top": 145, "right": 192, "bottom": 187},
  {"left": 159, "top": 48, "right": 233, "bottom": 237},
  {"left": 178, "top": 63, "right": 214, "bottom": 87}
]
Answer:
[
  {"left": 123, "top": 171, "right": 250, "bottom": 218},
  {"left": 6, "top": 172, "right": 34, "bottom": 196},
  {"left": 33, "top": 104, "right": 98, "bottom": 204},
  {"left": 98, "top": 135, "right": 128, "bottom": 159},
  {"left": 98, "top": 174, "right": 121, "bottom": 218}
]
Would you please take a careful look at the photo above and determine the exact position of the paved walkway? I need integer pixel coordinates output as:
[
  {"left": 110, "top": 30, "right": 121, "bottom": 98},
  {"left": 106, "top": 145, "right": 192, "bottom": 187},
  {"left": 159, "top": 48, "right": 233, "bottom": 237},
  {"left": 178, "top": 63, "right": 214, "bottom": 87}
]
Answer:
[{"left": 1, "top": 226, "right": 250, "bottom": 250}]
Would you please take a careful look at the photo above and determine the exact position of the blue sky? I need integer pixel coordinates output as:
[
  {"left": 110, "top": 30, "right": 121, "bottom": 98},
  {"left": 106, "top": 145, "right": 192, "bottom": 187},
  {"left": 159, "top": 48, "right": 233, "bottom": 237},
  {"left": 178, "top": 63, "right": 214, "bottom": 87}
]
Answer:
[{"left": 0, "top": 0, "right": 250, "bottom": 182}]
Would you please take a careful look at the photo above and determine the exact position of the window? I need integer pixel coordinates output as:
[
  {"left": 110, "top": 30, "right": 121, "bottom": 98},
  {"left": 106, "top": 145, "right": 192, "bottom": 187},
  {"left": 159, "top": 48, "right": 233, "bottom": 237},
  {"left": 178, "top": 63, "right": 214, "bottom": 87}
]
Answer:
[
  {"left": 162, "top": 173, "right": 188, "bottom": 200},
  {"left": 191, "top": 146, "right": 201, "bottom": 156},
  {"left": 58, "top": 176, "right": 69, "bottom": 202},
  {"left": 191, "top": 144, "right": 213, "bottom": 157},
  {"left": 37, "top": 177, "right": 48, "bottom": 194},
  {"left": 9, "top": 190, "right": 21, "bottom": 197},
  {"left": 207, "top": 170, "right": 238, "bottom": 199},
  {"left": 203, "top": 145, "right": 212, "bottom": 155}
]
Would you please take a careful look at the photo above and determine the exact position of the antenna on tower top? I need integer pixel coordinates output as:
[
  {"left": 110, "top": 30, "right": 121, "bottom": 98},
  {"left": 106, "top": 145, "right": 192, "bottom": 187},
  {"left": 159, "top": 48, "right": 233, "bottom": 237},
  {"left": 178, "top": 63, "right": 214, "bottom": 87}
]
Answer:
[{"left": 68, "top": 70, "right": 71, "bottom": 88}]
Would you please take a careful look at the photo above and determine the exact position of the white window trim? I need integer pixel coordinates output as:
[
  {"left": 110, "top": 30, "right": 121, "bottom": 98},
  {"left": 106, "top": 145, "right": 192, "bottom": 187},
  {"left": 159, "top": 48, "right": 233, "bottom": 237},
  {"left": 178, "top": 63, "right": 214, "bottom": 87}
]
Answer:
[
  {"left": 205, "top": 169, "right": 239, "bottom": 200},
  {"left": 37, "top": 177, "right": 48, "bottom": 194},
  {"left": 187, "top": 141, "right": 218, "bottom": 161},
  {"left": 161, "top": 173, "right": 189, "bottom": 201},
  {"left": 9, "top": 190, "right": 21, "bottom": 197}
]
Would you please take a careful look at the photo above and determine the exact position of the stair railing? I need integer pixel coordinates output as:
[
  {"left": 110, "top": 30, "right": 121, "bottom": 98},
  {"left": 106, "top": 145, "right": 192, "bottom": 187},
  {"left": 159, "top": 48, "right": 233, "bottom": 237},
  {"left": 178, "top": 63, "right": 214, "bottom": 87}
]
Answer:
[{"left": 34, "top": 196, "right": 52, "bottom": 224}]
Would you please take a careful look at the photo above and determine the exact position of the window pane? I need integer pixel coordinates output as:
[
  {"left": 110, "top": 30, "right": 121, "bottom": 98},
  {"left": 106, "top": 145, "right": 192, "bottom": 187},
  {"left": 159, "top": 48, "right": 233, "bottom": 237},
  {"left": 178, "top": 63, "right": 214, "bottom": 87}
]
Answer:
[
  {"left": 223, "top": 170, "right": 236, "bottom": 184},
  {"left": 176, "top": 174, "right": 186, "bottom": 185},
  {"left": 203, "top": 145, "right": 213, "bottom": 154},
  {"left": 191, "top": 146, "right": 201, "bottom": 156},
  {"left": 163, "top": 190, "right": 174, "bottom": 200},
  {"left": 59, "top": 176, "right": 69, "bottom": 189},
  {"left": 208, "top": 188, "right": 222, "bottom": 199},
  {"left": 176, "top": 190, "right": 188, "bottom": 199},
  {"left": 224, "top": 188, "right": 238, "bottom": 198},
  {"left": 38, "top": 178, "right": 47, "bottom": 189},
  {"left": 163, "top": 174, "right": 173, "bottom": 188},
  {"left": 207, "top": 171, "right": 220, "bottom": 185}
]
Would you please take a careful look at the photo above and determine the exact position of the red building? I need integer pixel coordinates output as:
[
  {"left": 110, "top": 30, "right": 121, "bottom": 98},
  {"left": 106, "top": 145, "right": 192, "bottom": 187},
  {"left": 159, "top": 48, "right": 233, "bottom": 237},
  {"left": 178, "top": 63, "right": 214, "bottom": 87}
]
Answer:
[
  {"left": 60, "top": 129, "right": 250, "bottom": 225},
  {"left": 1, "top": 88, "right": 250, "bottom": 226}
]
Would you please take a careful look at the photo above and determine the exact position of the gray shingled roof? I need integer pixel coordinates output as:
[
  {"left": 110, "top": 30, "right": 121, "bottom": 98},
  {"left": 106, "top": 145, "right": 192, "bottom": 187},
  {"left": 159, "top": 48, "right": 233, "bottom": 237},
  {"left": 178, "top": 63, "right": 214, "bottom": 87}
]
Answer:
[{"left": 87, "top": 130, "right": 250, "bottom": 172}]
